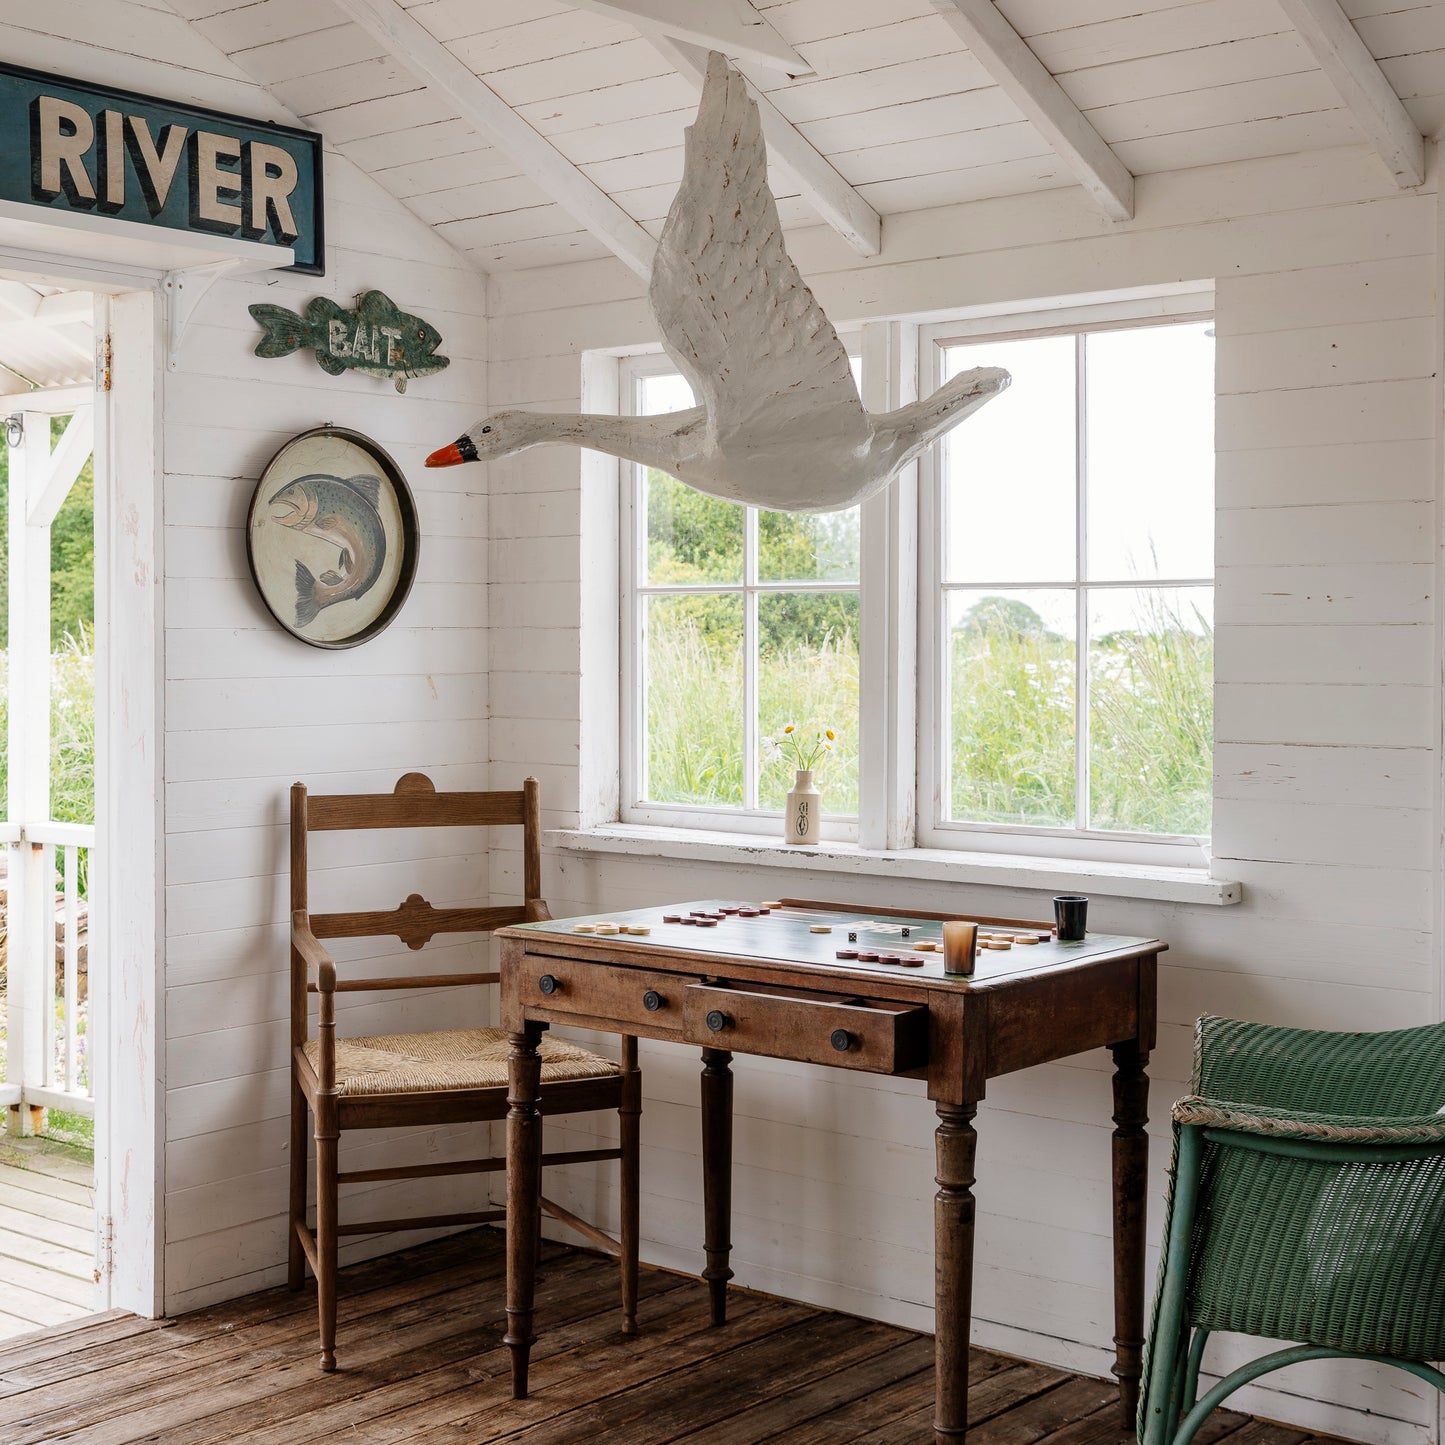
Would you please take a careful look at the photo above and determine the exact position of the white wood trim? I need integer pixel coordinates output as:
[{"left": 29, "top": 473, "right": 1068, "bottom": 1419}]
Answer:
[
  {"left": 1275, "top": 0, "right": 1426, "bottom": 189},
  {"left": 578, "top": 349, "right": 623, "bottom": 828},
  {"left": 90, "top": 286, "right": 164, "bottom": 1316},
  {"left": 4, "top": 409, "right": 51, "bottom": 1138},
  {"left": 0, "top": 280, "right": 92, "bottom": 329},
  {"left": 331, "top": 0, "right": 657, "bottom": 280},
  {"left": 0, "top": 384, "right": 95, "bottom": 415},
  {"left": 650, "top": 37, "right": 881, "bottom": 257},
  {"left": 545, "top": 825, "right": 1242, "bottom": 905},
  {"left": 23, "top": 821, "right": 96, "bottom": 846},
  {"left": 571, "top": 0, "right": 811, "bottom": 77},
  {"left": 928, "top": 0, "right": 1135, "bottom": 222},
  {"left": 858, "top": 321, "right": 918, "bottom": 851},
  {"left": 22, "top": 1084, "right": 94, "bottom": 1118},
  {"left": 27, "top": 406, "right": 92, "bottom": 529}
]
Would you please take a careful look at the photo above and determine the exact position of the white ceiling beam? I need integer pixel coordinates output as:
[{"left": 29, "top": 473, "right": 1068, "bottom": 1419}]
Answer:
[
  {"left": 929, "top": 0, "right": 1134, "bottom": 222},
  {"left": 28, "top": 407, "right": 93, "bottom": 529},
  {"left": 0, "top": 283, "right": 92, "bottom": 330},
  {"left": 650, "top": 37, "right": 881, "bottom": 256},
  {"left": 571, "top": 0, "right": 812, "bottom": 77},
  {"left": 0, "top": 385, "right": 94, "bottom": 417},
  {"left": 331, "top": 0, "right": 657, "bottom": 279},
  {"left": 1275, "top": 0, "right": 1425, "bottom": 187}
]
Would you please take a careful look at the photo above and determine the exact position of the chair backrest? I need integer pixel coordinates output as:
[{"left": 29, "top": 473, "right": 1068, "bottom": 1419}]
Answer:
[{"left": 288, "top": 772, "right": 544, "bottom": 1038}]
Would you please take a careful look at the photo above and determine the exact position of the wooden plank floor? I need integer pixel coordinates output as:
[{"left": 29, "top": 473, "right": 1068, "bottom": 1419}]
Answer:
[
  {"left": 0, "top": 1227, "right": 1356, "bottom": 1444},
  {"left": 0, "top": 1136, "right": 97, "bottom": 1340}
]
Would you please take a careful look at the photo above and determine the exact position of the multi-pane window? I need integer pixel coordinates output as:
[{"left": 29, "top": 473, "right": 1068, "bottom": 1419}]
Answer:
[
  {"left": 617, "top": 307, "right": 1215, "bottom": 858},
  {"left": 924, "top": 318, "right": 1215, "bottom": 847},
  {"left": 622, "top": 364, "right": 861, "bottom": 836}
]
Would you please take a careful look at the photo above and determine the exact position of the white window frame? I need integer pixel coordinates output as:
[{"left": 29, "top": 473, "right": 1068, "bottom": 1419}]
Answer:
[
  {"left": 917, "top": 294, "right": 1216, "bottom": 867},
  {"left": 608, "top": 288, "right": 1215, "bottom": 870},
  {"left": 619, "top": 349, "right": 869, "bottom": 842}
]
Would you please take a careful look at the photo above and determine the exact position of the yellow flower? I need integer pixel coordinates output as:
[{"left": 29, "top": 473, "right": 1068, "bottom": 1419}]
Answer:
[
  {"left": 825, "top": 728, "right": 835, "bottom": 741},
  {"left": 782, "top": 723, "right": 796, "bottom": 734}
]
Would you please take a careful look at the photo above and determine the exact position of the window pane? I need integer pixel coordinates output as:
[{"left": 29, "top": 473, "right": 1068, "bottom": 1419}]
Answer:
[
  {"left": 759, "top": 507, "right": 860, "bottom": 583},
  {"left": 645, "top": 469, "right": 743, "bottom": 585},
  {"left": 758, "top": 591, "right": 859, "bottom": 815},
  {"left": 946, "top": 588, "right": 1076, "bottom": 826},
  {"left": 640, "top": 372, "right": 695, "bottom": 416},
  {"left": 642, "top": 593, "right": 744, "bottom": 806},
  {"left": 1085, "top": 323, "right": 1214, "bottom": 581},
  {"left": 941, "top": 335, "right": 1076, "bottom": 584},
  {"left": 1088, "top": 587, "right": 1213, "bottom": 835}
]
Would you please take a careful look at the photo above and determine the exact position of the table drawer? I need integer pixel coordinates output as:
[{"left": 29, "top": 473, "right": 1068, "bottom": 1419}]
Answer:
[
  {"left": 682, "top": 984, "right": 927, "bottom": 1074},
  {"left": 518, "top": 957, "right": 698, "bottom": 1033}
]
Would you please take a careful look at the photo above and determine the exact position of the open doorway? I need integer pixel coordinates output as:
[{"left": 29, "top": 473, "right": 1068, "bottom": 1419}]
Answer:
[{"left": 0, "top": 278, "right": 99, "bottom": 1337}]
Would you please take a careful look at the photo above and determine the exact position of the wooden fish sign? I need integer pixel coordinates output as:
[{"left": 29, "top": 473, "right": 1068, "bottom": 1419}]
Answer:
[{"left": 248, "top": 289, "right": 449, "bottom": 393}]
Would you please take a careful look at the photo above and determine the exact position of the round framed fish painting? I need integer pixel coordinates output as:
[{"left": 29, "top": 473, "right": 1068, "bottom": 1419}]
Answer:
[{"left": 246, "top": 426, "right": 420, "bottom": 649}]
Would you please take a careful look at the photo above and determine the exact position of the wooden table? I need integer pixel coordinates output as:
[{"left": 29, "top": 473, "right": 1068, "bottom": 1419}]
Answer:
[{"left": 498, "top": 897, "right": 1162, "bottom": 1444}]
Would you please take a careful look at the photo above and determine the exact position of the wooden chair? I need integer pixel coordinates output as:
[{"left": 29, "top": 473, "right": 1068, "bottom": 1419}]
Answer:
[{"left": 288, "top": 771, "right": 640, "bottom": 1371}]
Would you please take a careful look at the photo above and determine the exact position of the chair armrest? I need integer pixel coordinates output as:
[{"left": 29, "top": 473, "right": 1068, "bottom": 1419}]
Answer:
[
  {"left": 525, "top": 898, "right": 553, "bottom": 923},
  {"left": 292, "top": 910, "right": 336, "bottom": 992},
  {"left": 1173, "top": 1093, "right": 1445, "bottom": 1146}
]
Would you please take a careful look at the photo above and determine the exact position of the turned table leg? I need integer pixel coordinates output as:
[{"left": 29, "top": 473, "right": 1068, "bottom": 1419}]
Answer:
[
  {"left": 701, "top": 1047, "right": 734, "bottom": 1326},
  {"left": 934, "top": 1099, "right": 979, "bottom": 1444},
  {"left": 505, "top": 1024, "right": 544, "bottom": 1399},
  {"left": 1111, "top": 1039, "right": 1152, "bottom": 1427}
]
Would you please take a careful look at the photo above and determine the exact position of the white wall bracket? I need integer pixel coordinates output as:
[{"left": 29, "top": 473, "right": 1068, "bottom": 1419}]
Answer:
[{"left": 163, "top": 259, "right": 243, "bottom": 372}]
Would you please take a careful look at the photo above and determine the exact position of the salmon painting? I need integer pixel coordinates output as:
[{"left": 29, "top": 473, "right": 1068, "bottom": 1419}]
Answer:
[
  {"left": 266, "top": 472, "right": 388, "bottom": 628},
  {"left": 248, "top": 290, "right": 449, "bottom": 393}
]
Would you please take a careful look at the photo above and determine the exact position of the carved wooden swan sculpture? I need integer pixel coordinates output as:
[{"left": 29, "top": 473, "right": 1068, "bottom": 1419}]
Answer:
[{"left": 426, "top": 52, "right": 1010, "bottom": 513}]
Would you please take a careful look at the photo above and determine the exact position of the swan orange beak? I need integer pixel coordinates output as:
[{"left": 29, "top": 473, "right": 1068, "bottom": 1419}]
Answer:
[{"left": 426, "top": 442, "right": 467, "bottom": 467}]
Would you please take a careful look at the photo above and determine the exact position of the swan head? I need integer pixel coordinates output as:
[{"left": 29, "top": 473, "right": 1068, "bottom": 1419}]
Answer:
[{"left": 426, "top": 412, "right": 544, "bottom": 466}]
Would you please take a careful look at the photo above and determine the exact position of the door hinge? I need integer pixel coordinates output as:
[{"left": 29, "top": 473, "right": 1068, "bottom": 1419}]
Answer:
[
  {"left": 96, "top": 1214, "right": 114, "bottom": 1282},
  {"left": 97, "top": 334, "right": 112, "bottom": 393}
]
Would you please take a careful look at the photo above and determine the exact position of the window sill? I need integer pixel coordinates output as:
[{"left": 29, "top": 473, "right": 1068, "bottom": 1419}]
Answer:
[{"left": 545, "top": 825, "right": 1242, "bottom": 907}]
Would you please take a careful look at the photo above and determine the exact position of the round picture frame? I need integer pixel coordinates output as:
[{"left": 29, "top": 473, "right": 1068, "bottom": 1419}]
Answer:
[{"left": 245, "top": 426, "right": 420, "bottom": 650}]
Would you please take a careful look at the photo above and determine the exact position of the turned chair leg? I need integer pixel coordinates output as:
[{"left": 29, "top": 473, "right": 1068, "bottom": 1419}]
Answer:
[
  {"left": 288, "top": 1086, "right": 308, "bottom": 1291},
  {"left": 315, "top": 1127, "right": 339, "bottom": 1371},
  {"left": 620, "top": 1036, "right": 641, "bottom": 1336}
]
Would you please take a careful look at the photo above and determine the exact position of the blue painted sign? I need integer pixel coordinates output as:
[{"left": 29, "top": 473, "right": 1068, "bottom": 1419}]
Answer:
[{"left": 0, "top": 62, "right": 324, "bottom": 273}]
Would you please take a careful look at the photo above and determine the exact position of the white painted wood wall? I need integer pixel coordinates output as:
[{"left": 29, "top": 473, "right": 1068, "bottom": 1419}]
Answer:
[
  {"left": 484, "top": 146, "right": 1443, "bottom": 1445},
  {"left": 3, "top": 3, "right": 493, "bottom": 1317}
]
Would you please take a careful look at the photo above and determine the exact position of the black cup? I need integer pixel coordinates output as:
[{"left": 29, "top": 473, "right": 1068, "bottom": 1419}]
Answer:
[{"left": 1054, "top": 895, "right": 1088, "bottom": 942}]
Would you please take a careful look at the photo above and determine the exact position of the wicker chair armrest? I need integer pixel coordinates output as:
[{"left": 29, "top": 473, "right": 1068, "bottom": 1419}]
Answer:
[
  {"left": 292, "top": 911, "right": 337, "bottom": 992},
  {"left": 1173, "top": 1093, "right": 1445, "bottom": 1145}
]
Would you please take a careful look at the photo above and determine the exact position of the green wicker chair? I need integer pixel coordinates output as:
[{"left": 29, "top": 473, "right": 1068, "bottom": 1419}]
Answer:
[{"left": 1140, "top": 1014, "right": 1445, "bottom": 1445}]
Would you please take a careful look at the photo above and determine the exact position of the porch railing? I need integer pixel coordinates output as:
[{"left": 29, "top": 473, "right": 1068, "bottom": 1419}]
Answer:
[{"left": 1, "top": 821, "right": 95, "bottom": 1124}]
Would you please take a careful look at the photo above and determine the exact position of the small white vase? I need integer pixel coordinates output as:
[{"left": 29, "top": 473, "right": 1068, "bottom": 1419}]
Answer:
[{"left": 785, "top": 769, "right": 821, "bottom": 846}]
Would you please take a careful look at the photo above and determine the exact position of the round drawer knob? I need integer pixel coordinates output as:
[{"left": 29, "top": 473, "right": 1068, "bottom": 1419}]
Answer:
[
  {"left": 643, "top": 989, "right": 665, "bottom": 1012},
  {"left": 830, "top": 1028, "right": 854, "bottom": 1053},
  {"left": 705, "top": 1009, "right": 730, "bottom": 1033},
  {"left": 538, "top": 974, "right": 559, "bottom": 996}
]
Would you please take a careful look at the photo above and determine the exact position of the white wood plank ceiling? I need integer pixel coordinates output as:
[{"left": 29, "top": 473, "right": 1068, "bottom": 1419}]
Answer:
[{"left": 165, "top": 0, "right": 1445, "bottom": 275}]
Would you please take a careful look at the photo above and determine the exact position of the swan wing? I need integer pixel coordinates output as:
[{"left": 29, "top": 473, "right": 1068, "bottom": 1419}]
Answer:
[{"left": 650, "top": 52, "right": 865, "bottom": 450}]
